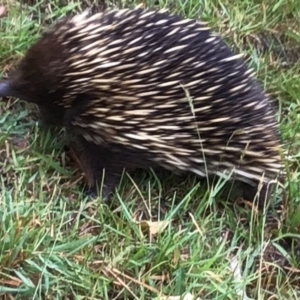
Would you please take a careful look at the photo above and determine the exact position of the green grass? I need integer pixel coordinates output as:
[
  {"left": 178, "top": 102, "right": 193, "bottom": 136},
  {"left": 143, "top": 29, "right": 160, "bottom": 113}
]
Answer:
[{"left": 1, "top": 0, "right": 300, "bottom": 299}]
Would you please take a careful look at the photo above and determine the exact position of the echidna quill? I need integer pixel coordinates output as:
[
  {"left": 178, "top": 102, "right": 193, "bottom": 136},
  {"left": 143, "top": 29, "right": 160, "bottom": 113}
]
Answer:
[{"left": 0, "top": 7, "right": 285, "bottom": 204}]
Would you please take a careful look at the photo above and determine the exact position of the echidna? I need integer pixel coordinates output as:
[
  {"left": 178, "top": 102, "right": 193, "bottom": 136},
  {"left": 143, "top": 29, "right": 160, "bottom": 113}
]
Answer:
[{"left": 0, "top": 7, "right": 285, "bottom": 204}]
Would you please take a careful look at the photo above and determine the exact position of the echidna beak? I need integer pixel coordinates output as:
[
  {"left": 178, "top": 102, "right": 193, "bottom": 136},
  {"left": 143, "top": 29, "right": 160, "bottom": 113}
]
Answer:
[
  {"left": 0, "top": 79, "right": 13, "bottom": 97},
  {"left": 0, "top": 79, "right": 21, "bottom": 99}
]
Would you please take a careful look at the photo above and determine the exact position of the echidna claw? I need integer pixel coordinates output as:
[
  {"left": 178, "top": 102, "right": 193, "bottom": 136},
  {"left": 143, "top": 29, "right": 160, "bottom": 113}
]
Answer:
[{"left": 83, "top": 189, "right": 98, "bottom": 199}]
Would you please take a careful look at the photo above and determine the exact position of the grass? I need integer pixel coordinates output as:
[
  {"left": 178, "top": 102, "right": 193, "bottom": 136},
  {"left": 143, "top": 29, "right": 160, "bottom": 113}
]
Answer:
[{"left": 0, "top": 0, "right": 300, "bottom": 299}]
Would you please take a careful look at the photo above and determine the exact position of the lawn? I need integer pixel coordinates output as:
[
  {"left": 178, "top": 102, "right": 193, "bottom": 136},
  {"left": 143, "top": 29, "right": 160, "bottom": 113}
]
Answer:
[{"left": 0, "top": 0, "right": 300, "bottom": 299}]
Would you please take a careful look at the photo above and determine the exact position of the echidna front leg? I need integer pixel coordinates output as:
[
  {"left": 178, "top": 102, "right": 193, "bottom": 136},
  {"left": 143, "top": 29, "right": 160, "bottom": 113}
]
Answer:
[{"left": 68, "top": 135, "right": 123, "bottom": 200}]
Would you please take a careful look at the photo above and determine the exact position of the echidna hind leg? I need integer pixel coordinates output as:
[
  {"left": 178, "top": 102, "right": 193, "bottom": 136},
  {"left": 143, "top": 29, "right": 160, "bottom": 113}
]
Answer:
[
  {"left": 241, "top": 181, "right": 277, "bottom": 209},
  {"left": 68, "top": 136, "right": 123, "bottom": 200}
]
